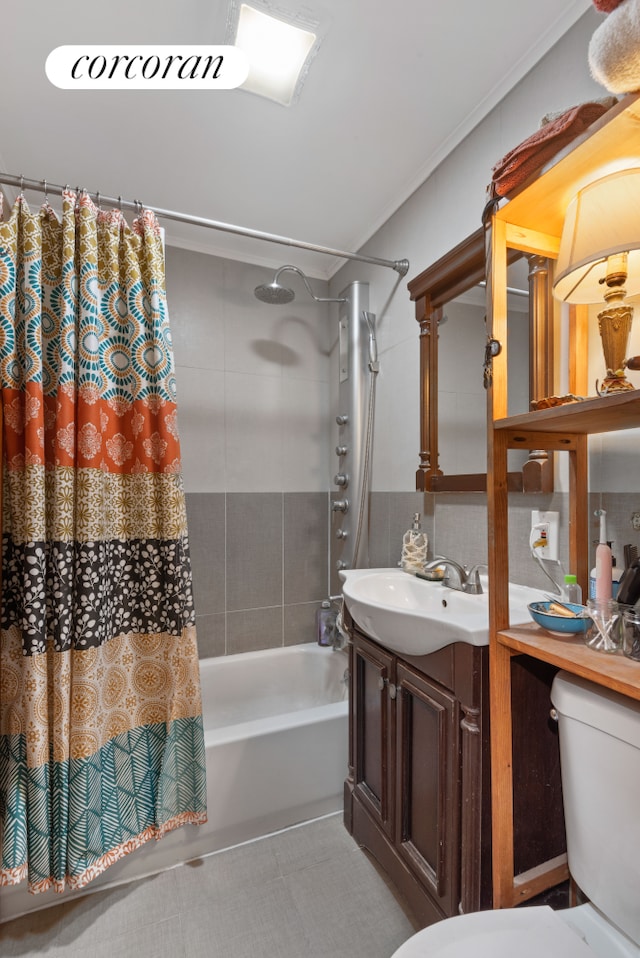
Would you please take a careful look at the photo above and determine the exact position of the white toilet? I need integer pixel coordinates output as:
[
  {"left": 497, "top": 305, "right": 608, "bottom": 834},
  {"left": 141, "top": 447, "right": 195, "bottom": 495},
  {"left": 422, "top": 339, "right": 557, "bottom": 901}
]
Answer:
[{"left": 391, "top": 671, "right": 640, "bottom": 958}]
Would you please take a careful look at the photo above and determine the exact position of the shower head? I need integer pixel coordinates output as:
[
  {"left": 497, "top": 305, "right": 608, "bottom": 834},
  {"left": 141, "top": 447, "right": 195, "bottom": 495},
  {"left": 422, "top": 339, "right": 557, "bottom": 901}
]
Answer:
[
  {"left": 254, "top": 265, "right": 348, "bottom": 305},
  {"left": 254, "top": 279, "right": 295, "bottom": 304}
]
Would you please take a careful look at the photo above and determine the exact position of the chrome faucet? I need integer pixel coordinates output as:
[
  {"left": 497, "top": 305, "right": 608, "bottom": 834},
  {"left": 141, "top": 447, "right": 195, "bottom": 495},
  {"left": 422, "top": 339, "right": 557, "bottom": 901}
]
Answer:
[{"left": 422, "top": 557, "right": 487, "bottom": 595}]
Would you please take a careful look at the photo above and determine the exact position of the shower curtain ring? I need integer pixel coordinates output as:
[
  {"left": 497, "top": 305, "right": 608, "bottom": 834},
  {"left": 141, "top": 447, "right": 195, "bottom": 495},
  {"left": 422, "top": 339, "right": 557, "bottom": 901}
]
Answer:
[
  {"left": 95, "top": 190, "right": 101, "bottom": 208},
  {"left": 42, "top": 179, "right": 48, "bottom": 203},
  {"left": 118, "top": 195, "right": 122, "bottom": 211},
  {"left": 19, "top": 174, "right": 24, "bottom": 195}
]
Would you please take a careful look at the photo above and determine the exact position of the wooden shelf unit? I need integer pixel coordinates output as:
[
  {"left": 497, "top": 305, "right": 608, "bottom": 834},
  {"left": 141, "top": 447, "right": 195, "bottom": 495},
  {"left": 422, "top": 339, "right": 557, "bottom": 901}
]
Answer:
[
  {"left": 498, "top": 624, "right": 640, "bottom": 702},
  {"left": 495, "top": 390, "right": 640, "bottom": 435},
  {"left": 486, "top": 93, "right": 640, "bottom": 909}
]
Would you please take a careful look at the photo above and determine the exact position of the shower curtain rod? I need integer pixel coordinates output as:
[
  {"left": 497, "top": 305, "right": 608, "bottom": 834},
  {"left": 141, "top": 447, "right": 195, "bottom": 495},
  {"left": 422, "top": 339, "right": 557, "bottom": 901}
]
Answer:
[{"left": 0, "top": 173, "right": 410, "bottom": 276}]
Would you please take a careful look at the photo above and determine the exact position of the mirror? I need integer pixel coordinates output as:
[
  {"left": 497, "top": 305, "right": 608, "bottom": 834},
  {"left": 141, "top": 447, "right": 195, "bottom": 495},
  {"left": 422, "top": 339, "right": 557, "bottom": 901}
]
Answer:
[{"left": 408, "top": 228, "right": 554, "bottom": 492}]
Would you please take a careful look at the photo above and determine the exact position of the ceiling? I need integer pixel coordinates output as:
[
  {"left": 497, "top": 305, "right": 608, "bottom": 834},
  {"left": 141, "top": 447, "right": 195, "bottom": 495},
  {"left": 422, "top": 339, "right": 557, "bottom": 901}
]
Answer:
[{"left": 1, "top": 0, "right": 592, "bottom": 278}]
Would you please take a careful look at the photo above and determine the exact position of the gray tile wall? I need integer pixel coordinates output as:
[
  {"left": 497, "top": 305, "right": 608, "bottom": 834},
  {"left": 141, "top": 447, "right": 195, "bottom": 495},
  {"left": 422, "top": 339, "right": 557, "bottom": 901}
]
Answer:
[
  {"left": 187, "top": 492, "right": 329, "bottom": 657},
  {"left": 365, "top": 491, "right": 640, "bottom": 595},
  {"left": 187, "top": 489, "right": 640, "bottom": 659},
  {"left": 350, "top": 490, "right": 578, "bottom": 591}
]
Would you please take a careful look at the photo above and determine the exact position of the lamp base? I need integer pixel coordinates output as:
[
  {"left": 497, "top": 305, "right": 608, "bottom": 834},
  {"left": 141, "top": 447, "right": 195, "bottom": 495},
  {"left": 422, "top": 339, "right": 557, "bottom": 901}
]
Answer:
[
  {"left": 596, "top": 373, "right": 635, "bottom": 395},
  {"left": 597, "top": 302, "right": 634, "bottom": 396}
]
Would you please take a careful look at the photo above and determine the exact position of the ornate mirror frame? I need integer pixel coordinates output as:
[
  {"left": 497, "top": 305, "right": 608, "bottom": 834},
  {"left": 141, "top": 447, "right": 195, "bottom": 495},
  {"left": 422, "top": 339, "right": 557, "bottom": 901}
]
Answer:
[{"left": 408, "top": 227, "right": 555, "bottom": 493}]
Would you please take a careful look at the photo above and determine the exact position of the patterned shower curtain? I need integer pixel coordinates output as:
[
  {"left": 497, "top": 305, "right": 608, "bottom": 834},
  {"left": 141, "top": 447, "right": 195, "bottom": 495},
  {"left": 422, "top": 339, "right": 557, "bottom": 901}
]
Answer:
[{"left": 0, "top": 190, "right": 207, "bottom": 894}]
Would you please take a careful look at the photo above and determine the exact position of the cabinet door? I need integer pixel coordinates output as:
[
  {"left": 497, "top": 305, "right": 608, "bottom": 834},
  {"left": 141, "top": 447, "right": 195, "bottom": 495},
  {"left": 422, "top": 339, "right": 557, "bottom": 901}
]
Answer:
[
  {"left": 351, "top": 633, "right": 395, "bottom": 839},
  {"left": 395, "top": 662, "right": 461, "bottom": 918}
]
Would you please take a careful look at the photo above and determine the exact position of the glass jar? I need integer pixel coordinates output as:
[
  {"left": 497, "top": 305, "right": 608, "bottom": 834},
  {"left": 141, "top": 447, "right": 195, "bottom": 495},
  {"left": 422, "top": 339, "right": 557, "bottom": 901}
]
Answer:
[
  {"left": 622, "top": 607, "right": 640, "bottom": 662},
  {"left": 584, "top": 599, "right": 623, "bottom": 653}
]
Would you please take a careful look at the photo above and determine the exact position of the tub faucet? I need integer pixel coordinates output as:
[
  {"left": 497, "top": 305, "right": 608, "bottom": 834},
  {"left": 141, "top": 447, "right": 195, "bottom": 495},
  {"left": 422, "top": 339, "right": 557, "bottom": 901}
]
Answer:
[
  {"left": 333, "top": 607, "right": 350, "bottom": 651},
  {"left": 422, "top": 557, "right": 486, "bottom": 595}
]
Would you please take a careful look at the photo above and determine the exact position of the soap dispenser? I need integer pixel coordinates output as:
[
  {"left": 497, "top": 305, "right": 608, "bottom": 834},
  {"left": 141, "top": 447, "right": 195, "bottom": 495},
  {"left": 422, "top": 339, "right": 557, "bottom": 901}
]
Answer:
[{"left": 400, "top": 513, "right": 428, "bottom": 574}]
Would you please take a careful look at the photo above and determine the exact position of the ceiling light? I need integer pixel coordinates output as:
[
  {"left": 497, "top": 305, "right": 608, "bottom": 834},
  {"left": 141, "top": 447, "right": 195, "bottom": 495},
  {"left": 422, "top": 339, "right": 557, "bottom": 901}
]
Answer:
[{"left": 229, "top": 2, "right": 320, "bottom": 106}]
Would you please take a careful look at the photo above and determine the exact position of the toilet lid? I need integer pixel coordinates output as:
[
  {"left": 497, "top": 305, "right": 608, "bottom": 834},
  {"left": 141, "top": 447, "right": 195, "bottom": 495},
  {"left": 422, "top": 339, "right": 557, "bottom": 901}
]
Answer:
[{"left": 391, "top": 906, "right": 595, "bottom": 958}]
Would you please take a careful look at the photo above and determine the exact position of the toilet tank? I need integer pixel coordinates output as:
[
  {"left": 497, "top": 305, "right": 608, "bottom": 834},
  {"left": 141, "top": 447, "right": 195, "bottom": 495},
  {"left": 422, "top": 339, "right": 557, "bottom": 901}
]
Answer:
[{"left": 551, "top": 671, "right": 640, "bottom": 948}]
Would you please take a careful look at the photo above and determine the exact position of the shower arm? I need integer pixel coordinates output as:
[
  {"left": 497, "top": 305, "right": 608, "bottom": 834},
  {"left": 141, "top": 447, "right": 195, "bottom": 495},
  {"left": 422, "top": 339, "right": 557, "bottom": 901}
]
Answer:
[
  {"left": 274, "top": 266, "right": 348, "bottom": 303},
  {"left": 0, "top": 173, "right": 410, "bottom": 276}
]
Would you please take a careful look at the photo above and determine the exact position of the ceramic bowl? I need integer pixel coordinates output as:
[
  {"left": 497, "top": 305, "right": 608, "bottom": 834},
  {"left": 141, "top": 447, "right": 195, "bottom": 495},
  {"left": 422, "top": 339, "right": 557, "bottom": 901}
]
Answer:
[{"left": 528, "top": 601, "right": 591, "bottom": 635}]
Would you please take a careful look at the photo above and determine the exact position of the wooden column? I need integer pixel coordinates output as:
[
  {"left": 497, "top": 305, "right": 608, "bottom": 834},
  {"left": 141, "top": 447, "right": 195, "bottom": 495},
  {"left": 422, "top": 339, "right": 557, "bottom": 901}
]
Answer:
[
  {"left": 522, "top": 255, "right": 554, "bottom": 493},
  {"left": 415, "top": 294, "right": 444, "bottom": 491},
  {"left": 486, "top": 218, "right": 512, "bottom": 906}
]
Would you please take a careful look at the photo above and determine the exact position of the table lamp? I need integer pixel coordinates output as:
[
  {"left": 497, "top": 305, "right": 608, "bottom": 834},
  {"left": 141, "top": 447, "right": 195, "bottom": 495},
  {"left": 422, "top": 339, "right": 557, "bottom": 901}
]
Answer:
[{"left": 553, "top": 168, "right": 640, "bottom": 394}]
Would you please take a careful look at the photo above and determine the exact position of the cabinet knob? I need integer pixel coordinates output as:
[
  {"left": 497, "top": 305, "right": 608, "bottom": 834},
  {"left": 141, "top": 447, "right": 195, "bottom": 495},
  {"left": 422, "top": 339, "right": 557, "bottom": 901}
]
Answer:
[{"left": 377, "top": 676, "right": 397, "bottom": 699}]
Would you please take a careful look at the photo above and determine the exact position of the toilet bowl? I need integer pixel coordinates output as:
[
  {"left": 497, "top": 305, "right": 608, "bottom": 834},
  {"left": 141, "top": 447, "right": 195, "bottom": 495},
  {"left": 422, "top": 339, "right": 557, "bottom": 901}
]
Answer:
[
  {"left": 390, "top": 902, "right": 638, "bottom": 957},
  {"left": 391, "top": 672, "right": 640, "bottom": 958}
]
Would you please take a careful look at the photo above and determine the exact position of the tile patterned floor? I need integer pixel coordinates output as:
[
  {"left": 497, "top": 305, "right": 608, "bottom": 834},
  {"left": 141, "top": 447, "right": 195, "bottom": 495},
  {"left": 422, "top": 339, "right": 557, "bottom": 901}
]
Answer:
[{"left": 0, "top": 814, "right": 419, "bottom": 958}]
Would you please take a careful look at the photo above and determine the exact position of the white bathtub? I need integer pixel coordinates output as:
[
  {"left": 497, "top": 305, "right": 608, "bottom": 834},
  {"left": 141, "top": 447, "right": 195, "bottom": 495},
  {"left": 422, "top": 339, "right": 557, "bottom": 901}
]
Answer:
[{"left": 1, "top": 643, "right": 349, "bottom": 923}]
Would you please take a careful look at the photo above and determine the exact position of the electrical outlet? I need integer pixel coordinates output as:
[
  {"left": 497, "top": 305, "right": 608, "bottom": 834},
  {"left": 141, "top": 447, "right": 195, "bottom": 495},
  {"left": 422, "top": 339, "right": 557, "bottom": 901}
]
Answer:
[
  {"left": 632, "top": 512, "right": 640, "bottom": 531},
  {"left": 530, "top": 510, "right": 559, "bottom": 561}
]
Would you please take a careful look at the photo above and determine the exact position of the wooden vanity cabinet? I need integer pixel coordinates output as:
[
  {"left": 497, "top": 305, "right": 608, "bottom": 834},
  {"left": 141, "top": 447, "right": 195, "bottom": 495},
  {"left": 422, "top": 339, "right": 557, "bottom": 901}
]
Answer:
[
  {"left": 347, "top": 630, "right": 464, "bottom": 915},
  {"left": 346, "top": 627, "right": 474, "bottom": 925},
  {"left": 344, "top": 620, "right": 565, "bottom": 927},
  {"left": 394, "top": 659, "right": 461, "bottom": 918},
  {"left": 348, "top": 633, "right": 396, "bottom": 839}
]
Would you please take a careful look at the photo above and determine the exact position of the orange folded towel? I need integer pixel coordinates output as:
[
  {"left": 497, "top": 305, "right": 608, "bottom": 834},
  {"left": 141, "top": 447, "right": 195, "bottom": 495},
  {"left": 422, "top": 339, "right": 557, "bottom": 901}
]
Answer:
[{"left": 490, "top": 100, "right": 614, "bottom": 198}]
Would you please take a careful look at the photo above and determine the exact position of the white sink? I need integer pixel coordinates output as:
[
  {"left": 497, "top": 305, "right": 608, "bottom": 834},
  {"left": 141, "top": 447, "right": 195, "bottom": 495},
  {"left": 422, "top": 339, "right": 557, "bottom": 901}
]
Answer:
[{"left": 340, "top": 567, "right": 544, "bottom": 656}]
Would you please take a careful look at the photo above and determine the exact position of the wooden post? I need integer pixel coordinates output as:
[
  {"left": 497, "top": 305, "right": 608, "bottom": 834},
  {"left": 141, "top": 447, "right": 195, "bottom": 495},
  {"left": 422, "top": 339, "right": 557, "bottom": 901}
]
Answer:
[{"left": 415, "top": 293, "right": 443, "bottom": 490}]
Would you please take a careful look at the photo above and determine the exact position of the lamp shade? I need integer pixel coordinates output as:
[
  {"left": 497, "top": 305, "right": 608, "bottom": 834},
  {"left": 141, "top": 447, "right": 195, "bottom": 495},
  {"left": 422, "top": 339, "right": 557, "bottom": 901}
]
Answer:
[{"left": 553, "top": 168, "right": 640, "bottom": 304}]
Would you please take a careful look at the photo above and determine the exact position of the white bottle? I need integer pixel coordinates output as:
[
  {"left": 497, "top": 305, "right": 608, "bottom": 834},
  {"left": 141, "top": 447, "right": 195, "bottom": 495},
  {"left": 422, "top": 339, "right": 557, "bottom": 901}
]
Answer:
[
  {"left": 400, "top": 513, "right": 428, "bottom": 574},
  {"left": 563, "top": 574, "right": 582, "bottom": 605}
]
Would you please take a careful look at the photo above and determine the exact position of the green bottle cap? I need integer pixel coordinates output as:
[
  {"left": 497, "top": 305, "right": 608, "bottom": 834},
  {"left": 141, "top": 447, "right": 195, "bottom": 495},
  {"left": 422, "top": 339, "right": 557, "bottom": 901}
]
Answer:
[{"left": 564, "top": 574, "right": 577, "bottom": 584}]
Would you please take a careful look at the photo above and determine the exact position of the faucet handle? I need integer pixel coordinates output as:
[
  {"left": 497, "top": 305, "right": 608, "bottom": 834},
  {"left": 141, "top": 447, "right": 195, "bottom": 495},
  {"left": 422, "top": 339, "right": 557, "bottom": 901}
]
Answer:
[{"left": 466, "top": 563, "right": 487, "bottom": 594}]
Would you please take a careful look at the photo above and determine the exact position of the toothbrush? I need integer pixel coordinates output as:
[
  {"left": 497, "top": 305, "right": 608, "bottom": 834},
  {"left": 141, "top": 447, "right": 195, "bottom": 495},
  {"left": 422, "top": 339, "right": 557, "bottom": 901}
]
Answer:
[{"left": 594, "top": 509, "right": 613, "bottom": 602}]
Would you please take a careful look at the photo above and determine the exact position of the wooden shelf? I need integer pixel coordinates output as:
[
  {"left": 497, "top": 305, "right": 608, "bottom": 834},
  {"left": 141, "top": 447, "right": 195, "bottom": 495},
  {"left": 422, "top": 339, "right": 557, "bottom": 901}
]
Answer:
[
  {"left": 494, "top": 390, "right": 640, "bottom": 436},
  {"left": 498, "top": 623, "right": 640, "bottom": 702},
  {"left": 487, "top": 95, "right": 640, "bottom": 910},
  {"left": 495, "top": 94, "right": 640, "bottom": 237}
]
